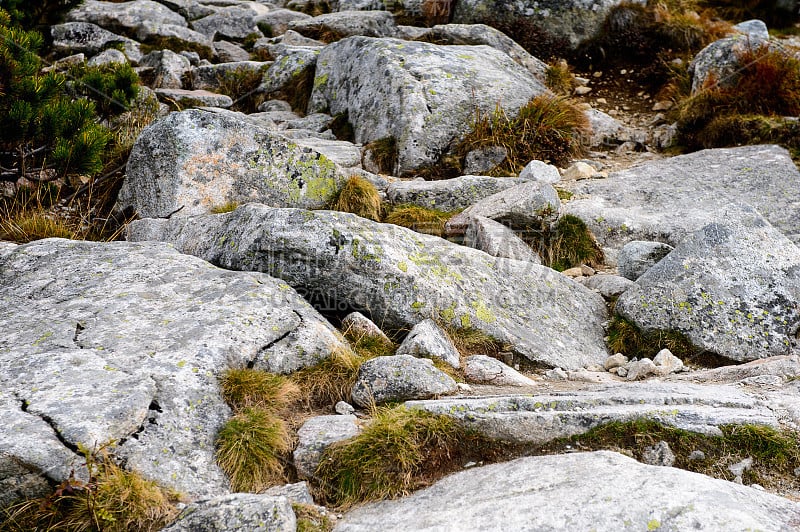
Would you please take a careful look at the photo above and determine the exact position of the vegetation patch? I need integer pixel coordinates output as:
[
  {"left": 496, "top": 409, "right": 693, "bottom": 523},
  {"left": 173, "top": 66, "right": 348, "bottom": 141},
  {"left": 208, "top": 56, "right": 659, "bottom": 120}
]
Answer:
[
  {"left": 216, "top": 67, "right": 267, "bottom": 114},
  {"left": 383, "top": 204, "right": 457, "bottom": 237},
  {"left": 140, "top": 36, "right": 213, "bottom": 61},
  {"left": 457, "top": 95, "right": 590, "bottom": 172},
  {"left": 440, "top": 324, "right": 506, "bottom": 359},
  {"left": 520, "top": 214, "right": 604, "bottom": 271},
  {"left": 545, "top": 60, "right": 576, "bottom": 95},
  {"left": 293, "top": 503, "right": 334, "bottom": 532},
  {"left": 477, "top": 14, "right": 571, "bottom": 62},
  {"left": 674, "top": 44, "right": 800, "bottom": 153},
  {"left": 606, "top": 315, "right": 698, "bottom": 361},
  {"left": 314, "top": 405, "right": 497, "bottom": 507},
  {"left": 329, "top": 175, "right": 382, "bottom": 221},
  {"left": 290, "top": 347, "right": 370, "bottom": 409},
  {"left": 2, "top": 447, "right": 179, "bottom": 532},
  {"left": 364, "top": 136, "right": 398, "bottom": 175},
  {"left": 221, "top": 368, "right": 300, "bottom": 413},
  {"left": 210, "top": 201, "right": 240, "bottom": 214},
  {"left": 542, "top": 419, "right": 800, "bottom": 492}
]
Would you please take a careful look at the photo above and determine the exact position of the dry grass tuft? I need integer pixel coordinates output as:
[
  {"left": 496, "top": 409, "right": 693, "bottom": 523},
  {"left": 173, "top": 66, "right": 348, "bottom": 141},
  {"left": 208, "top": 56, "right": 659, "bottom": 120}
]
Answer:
[
  {"left": 457, "top": 95, "right": 590, "bottom": 172},
  {"left": 221, "top": 368, "right": 300, "bottom": 413},
  {"left": 545, "top": 60, "right": 576, "bottom": 95},
  {"left": 210, "top": 201, "right": 240, "bottom": 214},
  {"left": 330, "top": 175, "right": 382, "bottom": 221},
  {"left": 290, "top": 346, "right": 369, "bottom": 408},
  {"left": 383, "top": 204, "right": 457, "bottom": 237}
]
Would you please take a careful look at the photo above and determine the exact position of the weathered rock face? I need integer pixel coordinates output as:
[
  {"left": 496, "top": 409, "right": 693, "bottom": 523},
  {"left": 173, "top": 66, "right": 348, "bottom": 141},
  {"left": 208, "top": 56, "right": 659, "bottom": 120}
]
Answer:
[
  {"left": 351, "top": 355, "right": 458, "bottom": 406},
  {"left": 690, "top": 20, "right": 770, "bottom": 94},
  {"left": 416, "top": 24, "right": 548, "bottom": 80},
  {"left": 51, "top": 22, "right": 142, "bottom": 63},
  {"left": 445, "top": 181, "right": 561, "bottom": 236},
  {"left": 617, "top": 240, "right": 673, "bottom": 281},
  {"left": 0, "top": 239, "right": 346, "bottom": 499},
  {"left": 464, "top": 216, "right": 541, "bottom": 263},
  {"left": 464, "top": 355, "right": 536, "bottom": 386},
  {"left": 288, "top": 10, "right": 399, "bottom": 40},
  {"left": 254, "top": 9, "right": 313, "bottom": 36},
  {"left": 335, "top": 451, "right": 800, "bottom": 531},
  {"left": 139, "top": 50, "right": 191, "bottom": 89},
  {"left": 386, "top": 175, "right": 523, "bottom": 211},
  {"left": 161, "top": 494, "right": 296, "bottom": 532},
  {"left": 563, "top": 145, "right": 800, "bottom": 259},
  {"left": 190, "top": 61, "right": 272, "bottom": 93},
  {"left": 66, "top": 0, "right": 187, "bottom": 36},
  {"left": 155, "top": 88, "right": 233, "bottom": 108},
  {"left": 116, "top": 109, "right": 348, "bottom": 218},
  {"left": 135, "top": 23, "right": 214, "bottom": 59},
  {"left": 406, "top": 381, "right": 779, "bottom": 443},
  {"left": 616, "top": 206, "right": 800, "bottom": 363},
  {"left": 449, "top": 0, "right": 636, "bottom": 49},
  {"left": 190, "top": 4, "right": 270, "bottom": 41},
  {"left": 259, "top": 46, "right": 320, "bottom": 102},
  {"left": 308, "top": 36, "right": 548, "bottom": 173},
  {"left": 294, "top": 415, "right": 361, "bottom": 480},
  {"left": 128, "top": 204, "right": 610, "bottom": 369}
]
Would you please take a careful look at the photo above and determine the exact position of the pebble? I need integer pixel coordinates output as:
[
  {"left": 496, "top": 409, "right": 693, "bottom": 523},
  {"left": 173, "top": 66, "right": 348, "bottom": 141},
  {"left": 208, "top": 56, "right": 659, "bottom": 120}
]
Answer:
[
  {"left": 574, "top": 86, "right": 592, "bottom": 96},
  {"left": 604, "top": 353, "right": 629, "bottom": 370},
  {"left": 335, "top": 401, "right": 356, "bottom": 415},
  {"left": 688, "top": 450, "right": 706, "bottom": 461},
  {"left": 595, "top": 97, "right": 607, "bottom": 104},
  {"left": 593, "top": 71, "right": 603, "bottom": 77}
]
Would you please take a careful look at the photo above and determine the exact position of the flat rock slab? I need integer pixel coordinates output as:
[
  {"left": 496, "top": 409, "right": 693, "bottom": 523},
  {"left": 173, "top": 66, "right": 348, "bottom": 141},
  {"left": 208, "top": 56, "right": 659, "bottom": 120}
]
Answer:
[
  {"left": 0, "top": 239, "right": 346, "bottom": 498},
  {"left": 308, "top": 36, "right": 547, "bottom": 173},
  {"left": 116, "top": 109, "right": 348, "bottom": 218},
  {"left": 563, "top": 145, "right": 800, "bottom": 258},
  {"left": 128, "top": 204, "right": 610, "bottom": 369},
  {"left": 405, "top": 381, "right": 778, "bottom": 443},
  {"left": 616, "top": 206, "right": 800, "bottom": 362},
  {"left": 162, "top": 493, "right": 296, "bottom": 531},
  {"left": 334, "top": 451, "right": 800, "bottom": 531},
  {"left": 386, "top": 175, "right": 524, "bottom": 212}
]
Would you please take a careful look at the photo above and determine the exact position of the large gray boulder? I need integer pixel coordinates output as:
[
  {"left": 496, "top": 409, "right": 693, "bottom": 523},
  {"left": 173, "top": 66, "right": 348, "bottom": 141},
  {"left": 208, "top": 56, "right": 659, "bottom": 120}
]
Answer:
[
  {"left": 116, "top": 109, "right": 348, "bottom": 218},
  {"left": 254, "top": 9, "right": 313, "bottom": 36},
  {"left": 334, "top": 451, "right": 800, "bottom": 531},
  {"left": 386, "top": 175, "right": 524, "bottom": 211},
  {"left": 294, "top": 415, "right": 361, "bottom": 480},
  {"left": 308, "top": 37, "right": 548, "bottom": 174},
  {"left": 288, "top": 10, "right": 398, "bottom": 40},
  {"left": 615, "top": 206, "right": 800, "bottom": 363},
  {"left": 161, "top": 494, "right": 296, "bottom": 531},
  {"left": 0, "top": 239, "right": 347, "bottom": 499},
  {"left": 563, "top": 145, "right": 800, "bottom": 259},
  {"left": 66, "top": 0, "right": 187, "bottom": 35},
  {"left": 51, "top": 22, "right": 142, "bottom": 63},
  {"left": 406, "top": 381, "right": 779, "bottom": 443},
  {"left": 127, "top": 204, "right": 610, "bottom": 369},
  {"left": 351, "top": 355, "right": 457, "bottom": 407}
]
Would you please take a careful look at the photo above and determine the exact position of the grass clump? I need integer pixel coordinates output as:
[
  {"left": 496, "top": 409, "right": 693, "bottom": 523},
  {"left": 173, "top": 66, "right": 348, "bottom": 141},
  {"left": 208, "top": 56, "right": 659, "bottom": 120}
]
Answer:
[
  {"left": 519, "top": 214, "right": 604, "bottom": 271},
  {"left": 215, "top": 407, "right": 292, "bottom": 492},
  {"left": 606, "top": 315, "right": 698, "bottom": 360},
  {"left": 364, "top": 136, "right": 398, "bottom": 175},
  {"left": 440, "top": 325, "right": 506, "bottom": 358},
  {"left": 545, "top": 60, "right": 576, "bottom": 95},
  {"left": 216, "top": 67, "right": 268, "bottom": 114},
  {"left": 329, "top": 175, "right": 382, "bottom": 221},
  {"left": 215, "top": 368, "right": 300, "bottom": 492},
  {"left": 293, "top": 503, "right": 334, "bottom": 532},
  {"left": 551, "top": 419, "right": 800, "bottom": 488},
  {"left": 314, "top": 405, "right": 492, "bottom": 507},
  {"left": 221, "top": 368, "right": 300, "bottom": 413},
  {"left": 210, "top": 201, "right": 240, "bottom": 214},
  {"left": 2, "top": 447, "right": 179, "bottom": 532},
  {"left": 457, "top": 95, "right": 590, "bottom": 172},
  {"left": 675, "top": 45, "right": 800, "bottom": 152},
  {"left": 0, "top": 208, "right": 76, "bottom": 242},
  {"left": 290, "top": 347, "right": 369, "bottom": 408},
  {"left": 383, "top": 204, "right": 457, "bottom": 237}
]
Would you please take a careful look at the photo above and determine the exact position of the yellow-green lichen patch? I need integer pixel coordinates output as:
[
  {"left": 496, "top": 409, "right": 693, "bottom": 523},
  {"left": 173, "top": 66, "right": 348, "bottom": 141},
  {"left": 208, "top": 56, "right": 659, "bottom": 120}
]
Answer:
[
  {"left": 398, "top": 261, "right": 408, "bottom": 272},
  {"left": 471, "top": 300, "right": 496, "bottom": 323}
]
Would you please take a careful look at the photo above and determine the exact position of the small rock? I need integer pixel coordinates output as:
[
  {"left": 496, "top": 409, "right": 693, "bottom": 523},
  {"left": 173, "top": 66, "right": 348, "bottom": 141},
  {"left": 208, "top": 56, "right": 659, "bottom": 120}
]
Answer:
[
  {"left": 616, "top": 367, "right": 628, "bottom": 377},
  {"left": 577, "top": 274, "right": 635, "bottom": 299},
  {"left": 545, "top": 368, "right": 568, "bottom": 381},
  {"left": 617, "top": 241, "right": 674, "bottom": 281},
  {"left": 396, "top": 319, "right": 461, "bottom": 369},
  {"left": 575, "top": 76, "right": 590, "bottom": 85},
  {"left": 335, "top": 401, "right": 355, "bottom": 415},
  {"left": 457, "top": 382, "right": 472, "bottom": 392},
  {"left": 561, "top": 162, "right": 595, "bottom": 181},
  {"left": 264, "top": 481, "right": 315, "bottom": 505},
  {"left": 519, "top": 160, "right": 561, "bottom": 184},
  {"left": 87, "top": 48, "right": 127, "bottom": 66},
  {"left": 793, "top": 466, "right": 800, "bottom": 477},
  {"left": 728, "top": 457, "right": 754, "bottom": 478},
  {"left": 561, "top": 267, "right": 583, "bottom": 278},
  {"left": 652, "top": 100, "right": 672, "bottom": 111},
  {"left": 580, "top": 264, "right": 595, "bottom": 276},
  {"left": 464, "top": 355, "right": 536, "bottom": 387},
  {"left": 626, "top": 358, "right": 657, "bottom": 381},
  {"left": 464, "top": 146, "right": 508, "bottom": 175},
  {"left": 351, "top": 355, "right": 458, "bottom": 407},
  {"left": 604, "top": 353, "right": 629, "bottom": 371},
  {"left": 653, "top": 348, "right": 683, "bottom": 375},
  {"left": 294, "top": 415, "right": 361, "bottom": 480},
  {"left": 593, "top": 71, "right": 603, "bottom": 77},
  {"left": 154, "top": 88, "right": 233, "bottom": 108},
  {"left": 689, "top": 450, "right": 706, "bottom": 461},
  {"left": 595, "top": 98, "right": 607, "bottom": 105},
  {"left": 642, "top": 441, "right": 675, "bottom": 467},
  {"left": 162, "top": 494, "right": 295, "bottom": 532},
  {"left": 585, "top": 363, "right": 606, "bottom": 372},
  {"left": 341, "top": 312, "right": 391, "bottom": 344},
  {"left": 574, "top": 86, "right": 592, "bottom": 96}
]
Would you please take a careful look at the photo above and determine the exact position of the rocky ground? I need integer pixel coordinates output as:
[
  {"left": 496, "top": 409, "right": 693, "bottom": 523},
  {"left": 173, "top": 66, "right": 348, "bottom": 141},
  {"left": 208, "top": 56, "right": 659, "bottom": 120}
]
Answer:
[{"left": 2, "top": 0, "right": 800, "bottom": 531}]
